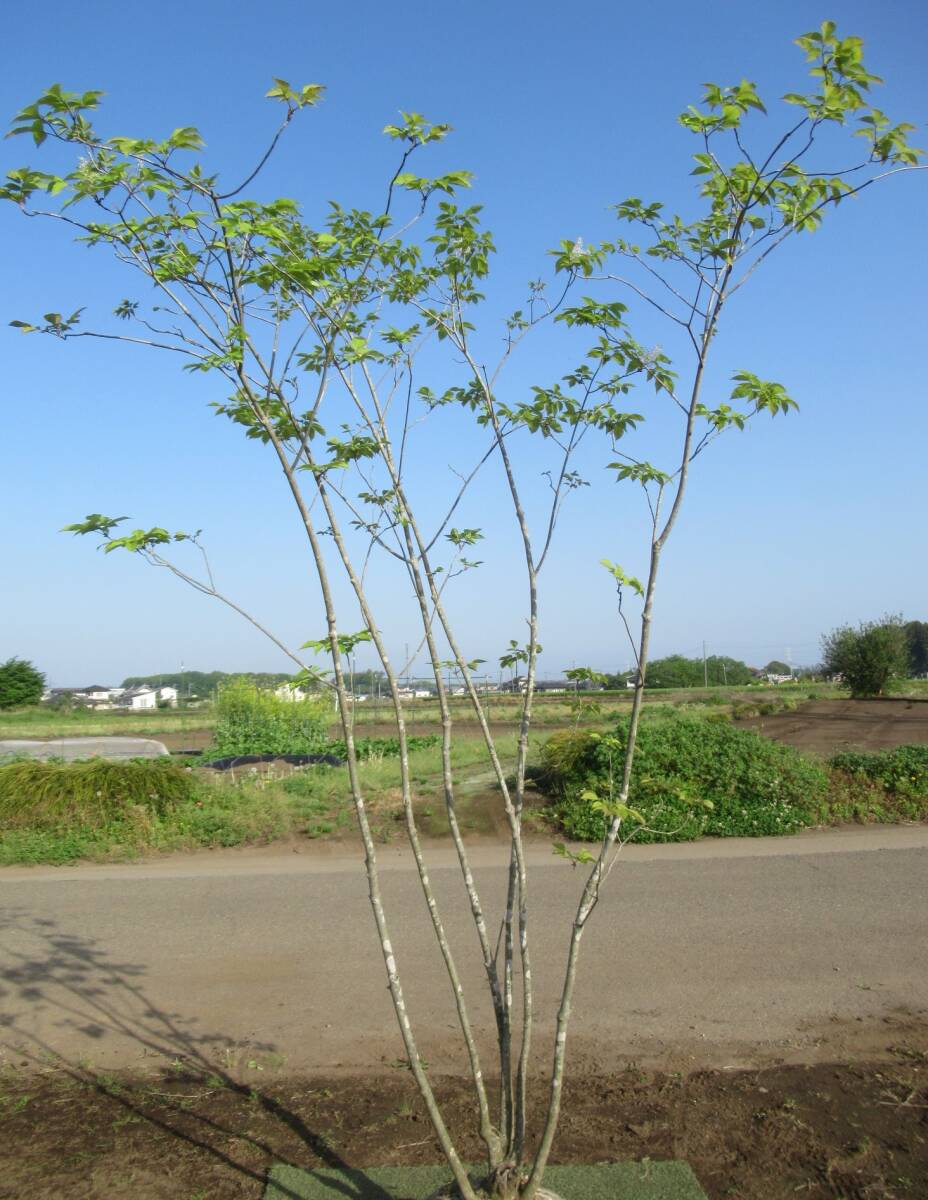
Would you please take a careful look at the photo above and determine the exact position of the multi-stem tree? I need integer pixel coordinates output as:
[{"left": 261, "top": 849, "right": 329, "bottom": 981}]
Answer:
[{"left": 3, "top": 24, "right": 921, "bottom": 1199}]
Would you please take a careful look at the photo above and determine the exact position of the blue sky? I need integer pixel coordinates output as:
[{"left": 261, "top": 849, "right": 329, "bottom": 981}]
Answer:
[{"left": 1, "top": 0, "right": 926, "bottom": 686}]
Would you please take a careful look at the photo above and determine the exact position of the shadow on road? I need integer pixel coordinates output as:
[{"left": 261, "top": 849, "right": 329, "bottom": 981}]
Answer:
[{"left": 0, "top": 905, "right": 393, "bottom": 1199}]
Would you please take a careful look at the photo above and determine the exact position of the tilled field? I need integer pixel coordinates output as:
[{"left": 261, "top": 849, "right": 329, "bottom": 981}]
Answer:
[{"left": 740, "top": 698, "right": 928, "bottom": 756}]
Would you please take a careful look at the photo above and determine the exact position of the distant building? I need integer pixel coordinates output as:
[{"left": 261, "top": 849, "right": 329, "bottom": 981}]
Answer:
[
  {"left": 750, "top": 670, "right": 794, "bottom": 685},
  {"left": 46, "top": 685, "right": 125, "bottom": 710},
  {"left": 45, "top": 683, "right": 177, "bottom": 710},
  {"left": 118, "top": 685, "right": 158, "bottom": 710},
  {"left": 499, "top": 678, "right": 568, "bottom": 694}
]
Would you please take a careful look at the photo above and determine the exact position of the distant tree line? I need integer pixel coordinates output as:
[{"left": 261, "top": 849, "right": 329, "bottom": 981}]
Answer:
[
  {"left": 110, "top": 622, "right": 928, "bottom": 704},
  {"left": 121, "top": 670, "right": 296, "bottom": 698},
  {"left": 603, "top": 655, "right": 773, "bottom": 690}
]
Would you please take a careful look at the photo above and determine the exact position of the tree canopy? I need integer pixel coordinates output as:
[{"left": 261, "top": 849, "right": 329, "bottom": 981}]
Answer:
[
  {"left": 904, "top": 621, "right": 928, "bottom": 677},
  {"left": 0, "top": 657, "right": 46, "bottom": 709},
  {"left": 821, "top": 616, "right": 909, "bottom": 697},
  {"left": 643, "top": 654, "right": 754, "bottom": 688}
]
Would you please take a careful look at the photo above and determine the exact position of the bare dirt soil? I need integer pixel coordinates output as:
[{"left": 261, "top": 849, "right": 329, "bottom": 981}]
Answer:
[
  {"left": 741, "top": 699, "right": 928, "bottom": 757},
  {"left": 2, "top": 1033, "right": 926, "bottom": 1200}
]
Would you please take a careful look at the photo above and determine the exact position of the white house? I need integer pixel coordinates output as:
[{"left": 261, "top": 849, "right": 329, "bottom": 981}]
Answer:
[{"left": 119, "top": 685, "right": 159, "bottom": 710}]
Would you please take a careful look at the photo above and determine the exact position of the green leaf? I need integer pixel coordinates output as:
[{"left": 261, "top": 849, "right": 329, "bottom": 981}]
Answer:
[
  {"left": 61, "top": 513, "right": 129, "bottom": 537},
  {"left": 301, "top": 630, "right": 373, "bottom": 656},
  {"left": 600, "top": 559, "right": 644, "bottom": 597},
  {"left": 591, "top": 799, "right": 645, "bottom": 824}
]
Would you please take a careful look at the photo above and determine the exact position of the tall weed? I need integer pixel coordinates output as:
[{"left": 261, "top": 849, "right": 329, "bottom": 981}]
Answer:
[
  {"left": 0, "top": 758, "right": 196, "bottom": 829},
  {"left": 212, "top": 678, "right": 329, "bottom": 756}
]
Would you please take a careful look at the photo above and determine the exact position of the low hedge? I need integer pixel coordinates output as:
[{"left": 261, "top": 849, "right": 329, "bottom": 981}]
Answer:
[
  {"left": 0, "top": 757, "right": 196, "bottom": 831},
  {"left": 540, "top": 714, "right": 828, "bottom": 842}
]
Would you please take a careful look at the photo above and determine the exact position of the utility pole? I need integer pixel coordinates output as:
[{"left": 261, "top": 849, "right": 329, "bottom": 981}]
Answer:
[{"left": 703, "top": 641, "right": 708, "bottom": 688}]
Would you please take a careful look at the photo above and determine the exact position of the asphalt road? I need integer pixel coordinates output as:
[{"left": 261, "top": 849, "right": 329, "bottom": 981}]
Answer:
[{"left": 2, "top": 826, "right": 926, "bottom": 1078}]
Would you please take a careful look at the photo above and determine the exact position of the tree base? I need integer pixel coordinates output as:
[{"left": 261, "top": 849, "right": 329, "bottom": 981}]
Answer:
[{"left": 425, "top": 1183, "right": 565, "bottom": 1200}]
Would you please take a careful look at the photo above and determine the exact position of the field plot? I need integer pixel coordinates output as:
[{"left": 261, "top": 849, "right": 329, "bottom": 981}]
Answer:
[{"left": 741, "top": 698, "right": 928, "bottom": 756}]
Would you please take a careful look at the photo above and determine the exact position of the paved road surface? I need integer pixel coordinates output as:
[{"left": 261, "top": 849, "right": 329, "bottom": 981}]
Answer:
[{"left": 2, "top": 826, "right": 926, "bottom": 1077}]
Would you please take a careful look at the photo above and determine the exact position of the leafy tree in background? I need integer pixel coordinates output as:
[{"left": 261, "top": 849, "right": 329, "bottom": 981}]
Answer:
[
  {"left": 3, "top": 23, "right": 922, "bottom": 1200},
  {"left": 349, "top": 668, "right": 389, "bottom": 692},
  {"left": 644, "top": 654, "right": 753, "bottom": 688},
  {"left": 821, "top": 616, "right": 910, "bottom": 696},
  {"left": 0, "top": 657, "right": 46, "bottom": 709},
  {"left": 904, "top": 620, "right": 928, "bottom": 677},
  {"left": 643, "top": 654, "right": 700, "bottom": 687},
  {"left": 764, "top": 660, "right": 792, "bottom": 675}
]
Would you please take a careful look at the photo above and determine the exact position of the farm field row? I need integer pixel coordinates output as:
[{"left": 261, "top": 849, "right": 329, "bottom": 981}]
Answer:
[
  {"left": 0, "top": 681, "right": 856, "bottom": 740},
  {"left": 2, "top": 698, "right": 927, "bottom": 866}
]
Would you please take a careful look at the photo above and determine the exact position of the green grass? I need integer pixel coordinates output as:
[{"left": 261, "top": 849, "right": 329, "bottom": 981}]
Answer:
[
  {"left": 0, "top": 757, "right": 197, "bottom": 828},
  {"left": 0, "top": 705, "right": 215, "bottom": 739},
  {"left": 0, "top": 735, "right": 525, "bottom": 864},
  {"left": 823, "top": 744, "right": 928, "bottom": 824},
  {"left": 4, "top": 687, "right": 925, "bottom": 865}
]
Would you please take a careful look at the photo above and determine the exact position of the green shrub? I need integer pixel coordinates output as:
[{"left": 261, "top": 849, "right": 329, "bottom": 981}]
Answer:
[
  {"left": 325, "top": 734, "right": 440, "bottom": 761},
  {"left": 829, "top": 744, "right": 928, "bottom": 797},
  {"left": 212, "top": 677, "right": 329, "bottom": 757},
  {"left": 0, "top": 657, "right": 46, "bottom": 710},
  {"left": 0, "top": 757, "right": 196, "bottom": 830},
  {"left": 824, "top": 744, "right": 928, "bottom": 824},
  {"left": 540, "top": 714, "right": 827, "bottom": 842}
]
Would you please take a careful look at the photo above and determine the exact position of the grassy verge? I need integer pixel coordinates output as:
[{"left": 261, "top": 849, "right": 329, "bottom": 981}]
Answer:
[
  {"left": 4, "top": 694, "right": 926, "bottom": 866},
  {"left": 0, "top": 735, "right": 527, "bottom": 865},
  {"left": 0, "top": 706, "right": 215, "bottom": 739}
]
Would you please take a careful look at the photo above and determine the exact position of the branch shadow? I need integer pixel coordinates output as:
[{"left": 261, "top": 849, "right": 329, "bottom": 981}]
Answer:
[{"left": 0, "top": 904, "right": 398, "bottom": 1199}]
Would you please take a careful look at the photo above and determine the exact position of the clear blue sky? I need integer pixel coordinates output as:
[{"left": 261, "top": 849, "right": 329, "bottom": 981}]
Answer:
[{"left": 2, "top": 0, "right": 926, "bottom": 686}]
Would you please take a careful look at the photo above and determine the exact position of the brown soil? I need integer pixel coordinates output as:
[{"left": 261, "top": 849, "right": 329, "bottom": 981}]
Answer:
[
  {"left": 156, "top": 728, "right": 214, "bottom": 751},
  {"left": 740, "top": 699, "right": 928, "bottom": 757},
  {"left": 2, "top": 1035, "right": 926, "bottom": 1200}
]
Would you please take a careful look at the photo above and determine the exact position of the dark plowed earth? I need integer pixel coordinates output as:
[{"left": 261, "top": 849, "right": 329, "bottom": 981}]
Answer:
[{"left": 741, "top": 698, "right": 928, "bottom": 756}]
